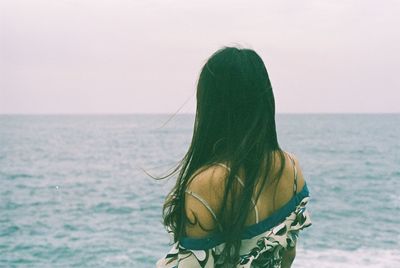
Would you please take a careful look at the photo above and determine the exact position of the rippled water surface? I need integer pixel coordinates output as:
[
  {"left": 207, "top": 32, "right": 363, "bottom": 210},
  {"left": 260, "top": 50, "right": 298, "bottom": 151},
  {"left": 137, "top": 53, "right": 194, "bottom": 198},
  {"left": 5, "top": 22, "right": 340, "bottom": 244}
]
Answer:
[{"left": 0, "top": 114, "right": 399, "bottom": 267}]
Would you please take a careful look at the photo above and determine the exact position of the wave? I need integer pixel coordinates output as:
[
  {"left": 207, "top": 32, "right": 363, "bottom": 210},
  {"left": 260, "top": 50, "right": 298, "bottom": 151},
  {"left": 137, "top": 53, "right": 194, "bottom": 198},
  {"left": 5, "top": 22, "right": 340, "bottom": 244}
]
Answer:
[{"left": 295, "top": 248, "right": 400, "bottom": 268}]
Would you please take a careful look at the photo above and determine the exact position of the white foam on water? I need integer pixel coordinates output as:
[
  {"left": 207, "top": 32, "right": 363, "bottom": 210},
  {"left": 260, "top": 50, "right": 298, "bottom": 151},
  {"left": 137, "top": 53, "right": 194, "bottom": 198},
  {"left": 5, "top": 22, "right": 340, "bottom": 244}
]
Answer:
[
  {"left": 102, "top": 254, "right": 134, "bottom": 266},
  {"left": 295, "top": 248, "right": 400, "bottom": 268}
]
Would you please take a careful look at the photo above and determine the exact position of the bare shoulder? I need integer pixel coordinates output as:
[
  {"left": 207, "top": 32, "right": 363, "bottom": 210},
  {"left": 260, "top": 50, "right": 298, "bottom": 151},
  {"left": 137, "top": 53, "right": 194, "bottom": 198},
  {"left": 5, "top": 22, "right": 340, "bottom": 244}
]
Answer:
[
  {"left": 186, "top": 164, "right": 228, "bottom": 198},
  {"left": 283, "top": 151, "right": 306, "bottom": 193},
  {"left": 264, "top": 151, "right": 307, "bottom": 213},
  {"left": 184, "top": 164, "right": 228, "bottom": 237}
]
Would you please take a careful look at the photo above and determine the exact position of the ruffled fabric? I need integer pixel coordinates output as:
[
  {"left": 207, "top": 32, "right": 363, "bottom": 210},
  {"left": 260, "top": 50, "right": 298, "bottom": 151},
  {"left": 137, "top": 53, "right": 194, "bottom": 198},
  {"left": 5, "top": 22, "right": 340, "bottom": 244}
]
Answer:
[
  {"left": 237, "top": 197, "right": 311, "bottom": 268},
  {"left": 157, "top": 194, "right": 311, "bottom": 268}
]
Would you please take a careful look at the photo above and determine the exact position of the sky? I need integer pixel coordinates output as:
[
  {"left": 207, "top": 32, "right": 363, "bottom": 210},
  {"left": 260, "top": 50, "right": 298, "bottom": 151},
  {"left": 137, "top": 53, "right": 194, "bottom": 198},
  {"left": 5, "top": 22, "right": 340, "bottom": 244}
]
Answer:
[{"left": 0, "top": 0, "right": 399, "bottom": 114}]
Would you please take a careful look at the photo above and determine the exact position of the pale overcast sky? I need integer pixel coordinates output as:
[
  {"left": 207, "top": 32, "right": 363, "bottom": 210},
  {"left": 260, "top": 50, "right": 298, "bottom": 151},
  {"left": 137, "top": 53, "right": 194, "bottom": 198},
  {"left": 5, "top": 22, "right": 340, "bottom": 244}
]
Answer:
[{"left": 0, "top": 0, "right": 399, "bottom": 114}]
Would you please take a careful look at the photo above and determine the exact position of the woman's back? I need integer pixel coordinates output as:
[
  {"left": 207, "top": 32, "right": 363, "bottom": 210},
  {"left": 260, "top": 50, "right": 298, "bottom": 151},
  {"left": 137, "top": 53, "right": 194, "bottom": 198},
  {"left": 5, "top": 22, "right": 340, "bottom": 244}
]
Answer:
[{"left": 184, "top": 151, "right": 306, "bottom": 237}]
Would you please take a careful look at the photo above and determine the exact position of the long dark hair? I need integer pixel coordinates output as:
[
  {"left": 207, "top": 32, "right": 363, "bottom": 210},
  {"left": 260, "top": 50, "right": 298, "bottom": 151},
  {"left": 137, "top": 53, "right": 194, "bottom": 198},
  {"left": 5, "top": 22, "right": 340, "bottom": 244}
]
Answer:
[{"left": 162, "top": 46, "right": 286, "bottom": 264}]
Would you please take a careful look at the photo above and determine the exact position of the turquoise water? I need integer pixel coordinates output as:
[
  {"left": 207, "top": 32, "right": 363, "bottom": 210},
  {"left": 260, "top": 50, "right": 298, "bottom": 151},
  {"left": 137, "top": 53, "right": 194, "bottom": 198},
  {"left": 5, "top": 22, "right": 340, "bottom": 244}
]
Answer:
[{"left": 0, "top": 114, "right": 399, "bottom": 267}]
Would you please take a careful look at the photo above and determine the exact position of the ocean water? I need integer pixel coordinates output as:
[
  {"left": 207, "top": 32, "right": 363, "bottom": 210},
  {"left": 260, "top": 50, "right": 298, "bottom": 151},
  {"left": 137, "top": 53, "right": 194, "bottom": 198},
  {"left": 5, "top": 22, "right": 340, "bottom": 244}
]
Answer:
[{"left": 0, "top": 114, "right": 399, "bottom": 267}]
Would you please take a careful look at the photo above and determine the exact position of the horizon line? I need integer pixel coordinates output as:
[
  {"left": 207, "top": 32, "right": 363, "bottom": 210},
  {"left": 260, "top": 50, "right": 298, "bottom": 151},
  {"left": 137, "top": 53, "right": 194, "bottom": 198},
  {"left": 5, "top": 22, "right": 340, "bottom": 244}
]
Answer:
[{"left": 0, "top": 112, "right": 399, "bottom": 116}]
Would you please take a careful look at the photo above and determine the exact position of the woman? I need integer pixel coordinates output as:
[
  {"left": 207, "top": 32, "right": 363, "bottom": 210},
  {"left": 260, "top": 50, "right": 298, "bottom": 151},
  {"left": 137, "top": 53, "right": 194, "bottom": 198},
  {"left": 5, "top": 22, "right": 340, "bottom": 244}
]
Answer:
[{"left": 157, "top": 46, "right": 311, "bottom": 267}]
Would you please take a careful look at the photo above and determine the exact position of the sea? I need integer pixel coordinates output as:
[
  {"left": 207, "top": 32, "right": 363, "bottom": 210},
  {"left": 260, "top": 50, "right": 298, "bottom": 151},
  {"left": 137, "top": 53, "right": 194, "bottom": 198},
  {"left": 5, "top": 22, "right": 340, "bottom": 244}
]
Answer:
[{"left": 0, "top": 114, "right": 399, "bottom": 267}]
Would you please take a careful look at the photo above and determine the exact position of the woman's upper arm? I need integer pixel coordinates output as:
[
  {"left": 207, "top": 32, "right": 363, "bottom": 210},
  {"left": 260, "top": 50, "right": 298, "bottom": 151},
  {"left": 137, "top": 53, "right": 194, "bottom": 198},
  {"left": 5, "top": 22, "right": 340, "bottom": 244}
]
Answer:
[
  {"left": 184, "top": 191, "right": 218, "bottom": 237},
  {"left": 184, "top": 165, "right": 227, "bottom": 238}
]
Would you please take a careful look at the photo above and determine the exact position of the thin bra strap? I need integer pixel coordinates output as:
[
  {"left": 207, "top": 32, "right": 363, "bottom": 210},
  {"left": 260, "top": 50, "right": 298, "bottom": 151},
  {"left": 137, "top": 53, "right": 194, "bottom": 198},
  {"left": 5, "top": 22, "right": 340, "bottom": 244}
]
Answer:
[
  {"left": 287, "top": 153, "right": 298, "bottom": 195},
  {"left": 185, "top": 190, "right": 223, "bottom": 232},
  {"left": 216, "top": 163, "right": 259, "bottom": 224}
]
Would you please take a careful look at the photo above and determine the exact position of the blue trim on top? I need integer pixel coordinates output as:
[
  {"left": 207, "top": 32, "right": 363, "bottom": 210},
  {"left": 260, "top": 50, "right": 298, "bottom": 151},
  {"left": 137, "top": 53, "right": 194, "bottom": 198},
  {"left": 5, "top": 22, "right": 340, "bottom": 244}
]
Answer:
[{"left": 179, "top": 183, "right": 309, "bottom": 250}]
